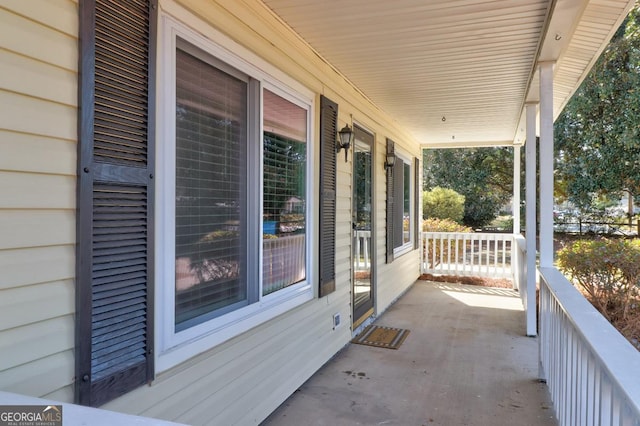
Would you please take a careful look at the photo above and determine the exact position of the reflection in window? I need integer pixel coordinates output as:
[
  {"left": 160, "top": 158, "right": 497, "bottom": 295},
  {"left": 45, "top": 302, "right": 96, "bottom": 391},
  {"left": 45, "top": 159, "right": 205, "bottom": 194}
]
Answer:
[
  {"left": 262, "top": 89, "right": 307, "bottom": 295},
  {"left": 403, "top": 161, "right": 411, "bottom": 244},
  {"left": 174, "top": 48, "right": 248, "bottom": 331},
  {"left": 393, "top": 155, "right": 413, "bottom": 250}
]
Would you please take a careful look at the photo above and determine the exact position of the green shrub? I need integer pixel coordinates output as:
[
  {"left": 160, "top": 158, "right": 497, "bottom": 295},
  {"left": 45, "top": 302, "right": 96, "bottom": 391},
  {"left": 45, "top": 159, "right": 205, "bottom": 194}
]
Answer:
[
  {"left": 423, "top": 187, "right": 465, "bottom": 223},
  {"left": 422, "top": 218, "right": 472, "bottom": 233},
  {"left": 557, "top": 239, "right": 640, "bottom": 346},
  {"left": 486, "top": 215, "right": 513, "bottom": 231}
]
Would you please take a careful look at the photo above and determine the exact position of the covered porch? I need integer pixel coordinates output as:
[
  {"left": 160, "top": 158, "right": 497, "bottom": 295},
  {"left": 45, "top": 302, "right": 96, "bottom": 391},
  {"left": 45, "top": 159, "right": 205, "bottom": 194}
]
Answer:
[
  {"left": 2, "top": 0, "right": 640, "bottom": 424},
  {"left": 257, "top": 0, "right": 640, "bottom": 424},
  {"left": 266, "top": 242, "right": 640, "bottom": 425},
  {"left": 264, "top": 280, "right": 555, "bottom": 425},
  {"left": 266, "top": 224, "right": 640, "bottom": 426}
]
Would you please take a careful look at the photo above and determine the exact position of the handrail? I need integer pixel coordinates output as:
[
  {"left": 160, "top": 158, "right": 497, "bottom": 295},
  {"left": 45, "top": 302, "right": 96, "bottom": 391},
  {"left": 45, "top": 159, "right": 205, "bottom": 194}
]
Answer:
[{"left": 539, "top": 267, "right": 640, "bottom": 425}]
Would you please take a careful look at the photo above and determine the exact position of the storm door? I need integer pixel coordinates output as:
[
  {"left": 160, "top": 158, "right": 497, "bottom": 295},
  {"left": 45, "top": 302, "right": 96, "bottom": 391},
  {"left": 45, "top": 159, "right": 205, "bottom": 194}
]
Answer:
[{"left": 352, "top": 125, "right": 375, "bottom": 327}]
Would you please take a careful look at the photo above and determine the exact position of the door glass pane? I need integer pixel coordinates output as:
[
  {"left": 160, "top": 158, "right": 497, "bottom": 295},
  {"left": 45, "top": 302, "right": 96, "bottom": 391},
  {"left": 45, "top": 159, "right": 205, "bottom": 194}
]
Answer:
[
  {"left": 353, "top": 128, "right": 373, "bottom": 316},
  {"left": 174, "top": 47, "right": 248, "bottom": 331},
  {"left": 262, "top": 89, "right": 307, "bottom": 295}
]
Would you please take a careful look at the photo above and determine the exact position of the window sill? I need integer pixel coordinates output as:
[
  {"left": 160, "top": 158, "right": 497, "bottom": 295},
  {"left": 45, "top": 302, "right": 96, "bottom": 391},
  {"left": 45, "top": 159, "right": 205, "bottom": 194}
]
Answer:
[
  {"left": 156, "top": 282, "right": 313, "bottom": 373},
  {"left": 393, "top": 243, "right": 414, "bottom": 258}
]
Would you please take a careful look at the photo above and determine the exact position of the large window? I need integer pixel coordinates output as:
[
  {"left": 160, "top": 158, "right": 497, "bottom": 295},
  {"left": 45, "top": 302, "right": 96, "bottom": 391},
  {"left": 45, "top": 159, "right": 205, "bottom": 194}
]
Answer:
[
  {"left": 393, "top": 153, "right": 414, "bottom": 254},
  {"left": 158, "top": 19, "right": 313, "bottom": 369}
]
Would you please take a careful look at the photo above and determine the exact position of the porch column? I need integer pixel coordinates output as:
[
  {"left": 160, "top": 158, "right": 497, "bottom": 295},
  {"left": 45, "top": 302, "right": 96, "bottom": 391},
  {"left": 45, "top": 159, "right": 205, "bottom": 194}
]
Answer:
[
  {"left": 525, "top": 102, "right": 538, "bottom": 337},
  {"left": 512, "top": 145, "right": 521, "bottom": 234},
  {"left": 539, "top": 62, "right": 555, "bottom": 268}
]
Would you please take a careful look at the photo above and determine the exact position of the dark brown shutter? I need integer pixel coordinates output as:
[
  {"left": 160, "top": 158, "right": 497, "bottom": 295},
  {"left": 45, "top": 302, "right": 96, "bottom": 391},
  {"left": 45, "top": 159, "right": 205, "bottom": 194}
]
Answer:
[
  {"left": 414, "top": 157, "right": 420, "bottom": 250},
  {"left": 385, "top": 139, "right": 395, "bottom": 263},
  {"left": 76, "top": 0, "right": 156, "bottom": 407},
  {"left": 319, "top": 95, "right": 337, "bottom": 297}
]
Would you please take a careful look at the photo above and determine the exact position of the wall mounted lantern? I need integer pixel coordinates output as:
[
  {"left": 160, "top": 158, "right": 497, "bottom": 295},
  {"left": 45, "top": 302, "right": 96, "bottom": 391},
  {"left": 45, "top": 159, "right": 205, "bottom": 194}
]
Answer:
[
  {"left": 384, "top": 152, "right": 395, "bottom": 171},
  {"left": 336, "top": 124, "right": 353, "bottom": 162}
]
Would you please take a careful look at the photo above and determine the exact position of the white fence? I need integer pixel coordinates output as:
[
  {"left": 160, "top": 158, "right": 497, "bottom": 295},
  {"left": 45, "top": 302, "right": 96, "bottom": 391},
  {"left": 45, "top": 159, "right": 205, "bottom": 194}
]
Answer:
[
  {"left": 421, "top": 232, "right": 515, "bottom": 280},
  {"left": 539, "top": 267, "right": 640, "bottom": 426}
]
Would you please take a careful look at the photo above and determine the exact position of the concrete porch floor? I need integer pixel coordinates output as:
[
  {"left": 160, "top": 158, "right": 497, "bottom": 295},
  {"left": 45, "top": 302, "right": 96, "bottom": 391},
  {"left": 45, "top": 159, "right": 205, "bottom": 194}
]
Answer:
[{"left": 262, "top": 281, "right": 557, "bottom": 426}]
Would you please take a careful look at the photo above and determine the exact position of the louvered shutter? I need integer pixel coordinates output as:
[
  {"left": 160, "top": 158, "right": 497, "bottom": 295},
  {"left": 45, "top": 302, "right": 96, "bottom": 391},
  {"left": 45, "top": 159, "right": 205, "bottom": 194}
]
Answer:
[
  {"left": 385, "top": 139, "right": 395, "bottom": 263},
  {"left": 76, "top": 0, "right": 156, "bottom": 407},
  {"left": 414, "top": 157, "right": 420, "bottom": 250},
  {"left": 319, "top": 96, "right": 337, "bottom": 297}
]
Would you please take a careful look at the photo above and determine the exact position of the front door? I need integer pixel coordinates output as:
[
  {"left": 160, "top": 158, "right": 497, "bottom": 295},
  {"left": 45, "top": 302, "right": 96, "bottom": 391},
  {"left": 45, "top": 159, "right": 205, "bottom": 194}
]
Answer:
[{"left": 352, "top": 126, "right": 374, "bottom": 327}]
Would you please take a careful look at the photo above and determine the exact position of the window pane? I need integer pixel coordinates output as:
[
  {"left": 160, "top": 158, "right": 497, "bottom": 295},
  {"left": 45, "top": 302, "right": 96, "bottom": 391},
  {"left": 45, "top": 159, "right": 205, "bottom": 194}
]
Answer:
[
  {"left": 175, "top": 47, "right": 248, "bottom": 331},
  {"left": 263, "top": 89, "right": 307, "bottom": 295},
  {"left": 403, "top": 161, "right": 411, "bottom": 244}
]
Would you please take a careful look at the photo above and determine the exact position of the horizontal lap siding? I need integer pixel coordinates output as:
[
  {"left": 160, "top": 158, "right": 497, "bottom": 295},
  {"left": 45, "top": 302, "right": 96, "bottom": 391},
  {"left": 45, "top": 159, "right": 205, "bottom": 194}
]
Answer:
[
  {"left": 103, "top": 0, "right": 422, "bottom": 424},
  {"left": 377, "top": 250, "right": 420, "bottom": 312},
  {"left": 376, "top": 134, "right": 421, "bottom": 313},
  {"left": 0, "top": 1, "right": 78, "bottom": 401}
]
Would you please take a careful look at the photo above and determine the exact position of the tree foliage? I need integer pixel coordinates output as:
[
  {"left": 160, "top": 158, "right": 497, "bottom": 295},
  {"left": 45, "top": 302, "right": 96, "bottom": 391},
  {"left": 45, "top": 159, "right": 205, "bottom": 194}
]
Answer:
[
  {"left": 423, "top": 147, "right": 517, "bottom": 228},
  {"left": 422, "top": 187, "right": 465, "bottom": 223},
  {"left": 555, "top": 4, "right": 640, "bottom": 213}
]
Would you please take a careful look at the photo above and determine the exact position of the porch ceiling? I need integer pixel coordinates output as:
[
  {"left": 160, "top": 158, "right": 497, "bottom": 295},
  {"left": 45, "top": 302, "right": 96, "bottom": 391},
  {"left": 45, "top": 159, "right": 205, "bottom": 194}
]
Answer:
[{"left": 262, "top": 0, "right": 634, "bottom": 148}]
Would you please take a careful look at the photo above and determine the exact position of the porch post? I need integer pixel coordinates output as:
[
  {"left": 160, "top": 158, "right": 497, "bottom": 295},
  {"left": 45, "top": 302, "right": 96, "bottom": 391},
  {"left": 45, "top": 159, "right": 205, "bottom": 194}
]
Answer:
[
  {"left": 512, "top": 145, "right": 521, "bottom": 234},
  {"left": 539, "top": 62, "right": 555, "bottom": 268},
  {"left": 525, "top": 102, "right": 537, "bottom": 337}
]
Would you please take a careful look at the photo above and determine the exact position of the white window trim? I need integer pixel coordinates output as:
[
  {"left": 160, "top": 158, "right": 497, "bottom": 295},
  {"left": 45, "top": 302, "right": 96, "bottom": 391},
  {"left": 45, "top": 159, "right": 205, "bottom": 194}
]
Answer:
[
  {"left": 393, "top": 148, "right": 414, "bottom": 257},
  {"left": 155, "top": 12, "right": 315, "bottom": 373}
]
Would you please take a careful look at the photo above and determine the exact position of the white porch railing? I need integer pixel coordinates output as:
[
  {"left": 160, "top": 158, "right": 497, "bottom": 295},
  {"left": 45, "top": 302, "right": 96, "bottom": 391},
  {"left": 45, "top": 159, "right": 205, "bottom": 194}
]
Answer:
[
  {"left": 421, "top": 232, "right": 515, "bottom": 281},
  {"left": 354, "top": 230, "right": 371, "bottom": 271},
  {"left": 539, "top": 267, "right": 640, "bottom": 426}
]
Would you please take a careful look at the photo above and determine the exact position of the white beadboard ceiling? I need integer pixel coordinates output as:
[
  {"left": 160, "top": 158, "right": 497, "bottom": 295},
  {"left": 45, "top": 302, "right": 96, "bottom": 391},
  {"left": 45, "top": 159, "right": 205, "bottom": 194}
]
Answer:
[{"left": 262, "top": 0, "right": 634, "bottom": 147}]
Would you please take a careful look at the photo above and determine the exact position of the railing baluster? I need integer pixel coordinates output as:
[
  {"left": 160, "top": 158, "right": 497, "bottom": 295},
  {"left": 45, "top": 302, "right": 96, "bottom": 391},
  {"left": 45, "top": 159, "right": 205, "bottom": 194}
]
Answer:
[
  {"left": 363, "top": 234, "right": 369, "bottom": 269},
  {"left": 462, "top": 234, "right": 468, "bottom": 275},
  {"left": 439, "top": 233, "right": 442, "bottom": 272},
  {"left": 502, "top": 237, "right": 507, "bottom": 276},
  {"left": 431, "top": 235, "right": 436, "bottom": 271},
  {"left": 470, "top": 235, "right": 475, "bottom": 273},
  {"left": 453, "top": 235, "right": 460, "bottom": 275},
  {"left": 355, "top": 232, "right": 361, "bottom": 270},
  {"left": 446, "top": 234, "right": 451, "bottom": 270},
  {"left": 493, "top": 235, "right": 499, "bottom": 275},
  {"left": 488, "top": 235, "right": 493, "bottom": 276},
  {"left": 482, "top": 234, "right": 487, "bottom": 276}
]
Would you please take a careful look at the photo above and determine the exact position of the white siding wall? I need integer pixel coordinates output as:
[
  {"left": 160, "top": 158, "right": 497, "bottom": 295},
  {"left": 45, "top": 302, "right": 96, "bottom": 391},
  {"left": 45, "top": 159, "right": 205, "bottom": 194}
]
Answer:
[
  {"left": 100, "top": 2, "right": 422, "bottom": 424},
  {"left": 0, "top": 0, "right": 421, "bottom": 423},
  {"left": 0, "top": 0, "right": 78, "bottom": 402}
]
